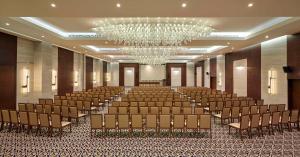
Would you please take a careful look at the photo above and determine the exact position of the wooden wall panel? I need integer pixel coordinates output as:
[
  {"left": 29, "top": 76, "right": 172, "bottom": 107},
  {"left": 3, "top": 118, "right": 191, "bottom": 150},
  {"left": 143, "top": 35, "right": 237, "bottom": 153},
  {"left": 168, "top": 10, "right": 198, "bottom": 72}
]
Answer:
[
  {"left": 287, "top": 33, "right": 300, "bottom": 109},
  {"left": 225, "top": 45, "right": 261, "bottom": 99},
  {"left": 0, "top": 32, "right": 17, "bottom": 109},
  {"left": 119, "top": 63, "right": 139, "bottom": 86},
  {"left": 85, "top": 56, "right": 93, "bottom": 90},
  {"left": 166, "top": 63, "right": 187, "bottom": 86},
  {"left": 210, "top": 58, "right": 217, "bottom": 89},
  {"left": 58, "top": 48, "right": 74, "bottom": 96},
  {"left": 103, "top": 61, "right": 107, "bottom": 86},
  {"left": 194, "top": 61, "right": 204, "bottom": 87}
]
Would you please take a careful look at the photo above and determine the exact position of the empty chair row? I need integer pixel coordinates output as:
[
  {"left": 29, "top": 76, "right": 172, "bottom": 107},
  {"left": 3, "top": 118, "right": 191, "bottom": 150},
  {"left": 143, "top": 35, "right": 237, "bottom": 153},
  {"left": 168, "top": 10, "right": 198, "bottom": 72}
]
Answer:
[
  {"left": 108, "top": 106, "right": 205, "bottom": 115},
  {"left": 91, "top": 114, "right": 212, "bottom": 138},
  {"left": 112, "top": 101, "right": 191, "bottom": 107},
  {"left": 200, "top": 99, "right": 264, "bottom": 108}
]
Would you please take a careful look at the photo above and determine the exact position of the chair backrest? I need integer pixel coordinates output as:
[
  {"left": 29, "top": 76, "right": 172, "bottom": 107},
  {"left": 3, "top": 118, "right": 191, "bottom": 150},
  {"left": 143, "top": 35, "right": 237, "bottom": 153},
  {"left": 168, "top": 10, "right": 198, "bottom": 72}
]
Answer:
[
  {"left": 129, "top": 106, "right": 138, "bottom": 114},
  {"left": 2, "top": 110, "right": 10, "bottom": 122},
  {"left": 250, "top": 105, "right": 258, "bottom": 114},
  {"left": 248, "top": 100, "right": 255, "bottom": 106},
  {"left": 84, "top": 101, "right": 91, "bottom": 110},
  {"left": 290, "top": 110, "right": 299, "bottom": 123},
  {"left": 241, "top": 107, "right": 250, "bottom": 116},
  {"left": 53, "top": 106, "right": 61, "bottom": 115},
  {"left": 19, "top": 111, "right": 29, "bottom": 125},
  {"left": 39, "top": 113, "right": 50, "bottom": 127},
  {"left": 146, "top": 114, "right": 157, "bottom": 129},
  {"left": 28, "top": 112, "right": 38, "bottom": 126},
  {"left": 182, "top": 102, "right": 190, "bottom": 107},
  {"left": 147, "top": 102, "right": 155, "bottom": 107},
  {"left": 108, "top": 107, "right": 118, "bottom": 114},
  {"left": 69, "top": 107, "right": 78, "bottom": 118},
  {"left": 131, "top": 114, "right": 143, "bottom": 129},
  {"left": 139, "top": 102, "right": 146, "bottom": 107},
  {"left": 150, "top": 107, "right": 159, "bottom": 115},
  {"left": 269, "top": 105, "right": 278, "bottom": 113},
  {"left": 9, "top": 110, "right": 18, "bottom": 124},
  {"left": 240, "top": 115, "right": 250, "bottom": 129},
  {"left": 156, "top": 102, "right": 164, "bottom": 107},
  {"left": 104, "top": 114, "right": 116, "bottom": 129},
  {"left": 68, "top": 100, "right": 76, "bottom": 107},
  {"left": 271, "top": 111, "right": 280, "bottom": 125},
  {"left": 172, "top": 106, "right": 181, "bottom": 115},
  {"left": 183, "top": 107, "right": 192, "bottom": 115},
  {"left": 233, "top": 100, "right": 240, "bottom": 107},
  {"left": 281, "top": 110, "right": 290, "bottom": 124},
  {"left": 112, "top": 101, "right": 120, "bottom": 107},
  {"left": 61, "top": 106, "right": 69, "bottom": 117},
  {"left": 118, "top": 107, "right": 128, "bottom": 114},
  {"left": 261, "top": 113, "right": 271, "bottom": 127},
  {"left": 45, "top": 99, "right": 53, "bottom": 105},
  {"left": 76, "top": 101, "right": 84, "bottom": 110},
  {"left": 90, "top": 114, "right": 102, "bottom": 129},
  {"left": 194, "top": 107, "right": 204, "bottom": 115},
  {"left": 164, "top": 101, "right": 172, "bottom": 107},
  {"left": 54, "top": 99, "right": 62, "bottom": 106},
  {"left": 225, "top": 101, "right": 232, "bottom": 108},
  {"left": 199, "top": 114, "right": 211, "bottom": 129},
  {"left": 259, "top": 105, "right": 268, "bottom": 114},
  {"left": 277, "top": 104, "right": 286, "bottom": 112},
  {"left": 161, "top": 107, "right": 170, "bottom": 114},
  {"left": 256, "top": 99, "right": 264, "bottom": 106},
  {"left": 118, "top": 114, "right": 129, "bottom": 129},
  {"left": 51, "top": 114, "right": 62, "bottom": 128},
  {"left": 44, "top": 104, "right": 52, "bottom": 114},
  {"left": 159, "top": 115, "right": 171, "bottom": 129},
  {"left": 250, "top": 114, "right": 260, "bottom": 128},
  {"left": 173, "top": 114, "right": 185, "bottom": 129},
  {"left": 18, "top": 103, "right": 26, "bottom": 112},
  {"left": 216, "top": 101, "right": 224, "bottom": 111},
  {"left": 231, "top": 107, "right": 240, "bottom": 118},
  {"left": 174, "top": 102, "right": 182, "bottom": 107},
  {"left": 140, "top": 107, "right": 149, "bottom": 115},
  {"left": 39, "top": 99, "right": 46, "bottom": 105},
  {"left": 26, "top": 103, "right": 34, "bottom": 112},
  {"left": 186, "top": 115, "right": 198, "bottom": 129},
  {"left": 62, "top": 100, "right": 68, "bottom": 106}
]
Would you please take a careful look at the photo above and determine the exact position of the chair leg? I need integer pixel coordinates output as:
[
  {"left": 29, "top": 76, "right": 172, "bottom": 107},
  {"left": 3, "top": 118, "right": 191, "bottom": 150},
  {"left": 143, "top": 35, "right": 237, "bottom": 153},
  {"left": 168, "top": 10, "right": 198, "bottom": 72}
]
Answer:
[
  {"left": 70, "top": 125, "right": 72, "bottom": 132},
  {"left": 60, "top": 128, "right": 62, "bottom": 139},
  {"left": 229, "top": 126, "right": 231, "bottom": 135}
]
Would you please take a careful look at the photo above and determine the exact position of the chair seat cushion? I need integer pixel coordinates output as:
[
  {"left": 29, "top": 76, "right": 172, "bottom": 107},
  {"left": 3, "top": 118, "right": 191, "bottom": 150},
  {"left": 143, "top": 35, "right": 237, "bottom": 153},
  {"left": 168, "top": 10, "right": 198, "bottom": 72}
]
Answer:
[
  {"left": 78, "top": 113, "right": 87, "bottom": 118},
  {"left": 62, "top": 121, "right": 71, "bottom": 127},
  {"left": 228, "top": 122, "right": 240, "bottom": 129}
]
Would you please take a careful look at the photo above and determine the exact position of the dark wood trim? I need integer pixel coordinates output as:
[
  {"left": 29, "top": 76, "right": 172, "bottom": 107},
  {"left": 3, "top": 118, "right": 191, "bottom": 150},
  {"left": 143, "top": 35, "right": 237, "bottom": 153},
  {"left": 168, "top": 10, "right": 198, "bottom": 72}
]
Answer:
[
  {"left": 194, "top": 61, "right": 205, "bottom": 87},
  {"left": 166, "top": 63, "right": 187, "bottom": 86},
  {"left": 225, "top": 45, "right": 261, "bottom": 99},
  {"left": 210, "top": 58, "right": 217, "bottom": 89},
  {"left": 85, "top": 56, "right": 93, "bottom": 90},
  {"left": 58, "top": 47, "right": 74, "bottom": 96},
  {"left": 0, "top": 32, "right": 17, "bottom": 109},
  {"left": 103, "top": 61, "right": 107, "bottom": 86},
  {"left": 119, "top": 63, "right": 139, "bottom": 86}
]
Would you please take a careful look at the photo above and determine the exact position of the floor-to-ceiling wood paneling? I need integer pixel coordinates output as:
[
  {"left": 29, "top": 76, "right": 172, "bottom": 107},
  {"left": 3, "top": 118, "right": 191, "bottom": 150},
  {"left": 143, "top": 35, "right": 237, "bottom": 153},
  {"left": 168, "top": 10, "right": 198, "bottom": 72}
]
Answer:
[
  {"left": 119, "top": 63, "right": 139, "bottom": 86},
  {"left": 210, "top": 58, "right": 217, "bottom": 89},
  {"left": 225, "top": 45, "right": 261, "bottom": 99},
  {"left": 103, "top": 61, "right": 107, "bottom": 86},
  {"left": 194, "top": 61, "right": 204, "bottom": 87},
  {"left": 58, "top": 48, "right": 74, "bottom": 96},
  {"left": 0, "top": 32, "right": 17, "bottom": 109},
  {"left": 287, "top": 33, "right": 300, "bottom": 109},
  {"left": 166, "top": 63, "right": 187, "bottom": 86},
  {"left": 85, "top": 56, "right": 93, "bottom": 90}
]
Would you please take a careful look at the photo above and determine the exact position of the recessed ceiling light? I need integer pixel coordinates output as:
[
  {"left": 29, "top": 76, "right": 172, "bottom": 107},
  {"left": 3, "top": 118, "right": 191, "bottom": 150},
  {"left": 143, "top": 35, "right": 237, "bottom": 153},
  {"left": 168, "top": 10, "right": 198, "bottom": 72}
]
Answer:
[
  {"left": 5, "top": 23, "right": 10, "bottom": 26},
  {"left": 116, "top": 3, "right": 121, "bottom": 8},
  {"left": 248, "top": 3, "right": 253, "bottom": 7},
  {"left": 181, "top": 3, "right": 187, "bottom": 8},
  {"left": 73, "top": 46, "right": 76, "bottom": 49},
  {"left": 227, "top": 42, "right": 231, "bottom": 45},
  {"left": 265, "top": 35, "right": 269, "bottom": 39},
  {"left": 105, "top": 41, "right": 108, "bottom": 44},
  {"left": 231, "top": 47, "right": 234, "bottom": 50},
  {"left": 41, "top": 35, "right": 45, "bottom": 38},
  {"left": 51, "top": 3, "right": 56, "bottom": 8}
]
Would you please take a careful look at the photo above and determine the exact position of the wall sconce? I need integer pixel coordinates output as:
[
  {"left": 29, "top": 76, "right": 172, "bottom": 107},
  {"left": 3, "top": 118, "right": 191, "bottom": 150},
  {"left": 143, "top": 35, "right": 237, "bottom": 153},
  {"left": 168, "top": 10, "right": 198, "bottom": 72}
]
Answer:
[
  {"left": 74, "top": 71, "right": 79, "bottom": 87},
  {"left": 106, "top": 73, "right": 111, "bottom": 82},
  {"left": 52, "top": 70, "right": 57, "bottom": 90},
  {"left": 268, "top": 69, "right": 277, "bottom": 95},
  {"left": 22, "top": 68, "right": 30, "bottom": 93},
  {"left": 93, "top": 72, "right": 97, "bottom": 84}
]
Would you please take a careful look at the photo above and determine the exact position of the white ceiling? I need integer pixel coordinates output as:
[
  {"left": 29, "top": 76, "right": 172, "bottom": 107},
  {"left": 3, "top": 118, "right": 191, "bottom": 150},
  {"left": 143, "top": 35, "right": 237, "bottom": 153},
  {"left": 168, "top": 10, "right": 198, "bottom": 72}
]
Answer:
[{"left": 0, "top": 0, "right": 300, "bottom": 62}]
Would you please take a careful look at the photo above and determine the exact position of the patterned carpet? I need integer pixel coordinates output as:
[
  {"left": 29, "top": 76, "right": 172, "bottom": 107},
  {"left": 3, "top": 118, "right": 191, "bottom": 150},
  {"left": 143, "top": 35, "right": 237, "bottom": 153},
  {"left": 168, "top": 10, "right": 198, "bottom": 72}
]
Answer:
[{"left": 1, "top": 117, "right": 300, "bottom": 157}]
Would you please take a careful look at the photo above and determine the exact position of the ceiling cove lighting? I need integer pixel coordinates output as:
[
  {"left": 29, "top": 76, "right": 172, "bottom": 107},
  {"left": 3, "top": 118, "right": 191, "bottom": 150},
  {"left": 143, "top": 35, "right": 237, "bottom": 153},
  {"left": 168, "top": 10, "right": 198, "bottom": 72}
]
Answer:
[
  {"left": 5, "top": 23, "right": 10, "bottom": 26},
  {"left": 92, "top": 18, "right": 214, "bottom": 47},
  {"left": 84, "top": 45, "right": 119, "bottom": 52}
]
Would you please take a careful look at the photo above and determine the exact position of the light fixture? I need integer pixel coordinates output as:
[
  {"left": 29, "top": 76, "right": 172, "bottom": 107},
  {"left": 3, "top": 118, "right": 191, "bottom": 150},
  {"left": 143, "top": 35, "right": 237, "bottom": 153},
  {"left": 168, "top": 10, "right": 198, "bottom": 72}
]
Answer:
[
  {"left": 268, "top": 69, "right": 277, "bottom": 94},
  {"left": 5, "top": 23, "right": 10, "bottom": 26},
  {"left": 181, "top": 3, "right": 187, "bottom": 8},
  {"left": 52, "top": 70, "right": 57, "bottom": 90},
  {"left": 116, "top": 3, "right": 121, "bottom": 8},
  {"left": 22, "top": 68, "right": 30, "bottom": 93},
  {"left": 92, "top": 17, "right": 214, "bottom": 47},
  {"left": 73, "top": 46, "right": 76, "bottom": 49},
  {"left": 41, "top": 35, "right": 45, "bottom": 38},
  {"left": 50, "top": 3, "right": 56, "bottom": 8},
  {"left": 227, "top": 42, "right": 231, "bottom": 45},
  {"left": 248, "top": 3, "right": 253, "bottom": 7},
  {"left": 265, "top": 35, "right": 269, "bottom": 39}
]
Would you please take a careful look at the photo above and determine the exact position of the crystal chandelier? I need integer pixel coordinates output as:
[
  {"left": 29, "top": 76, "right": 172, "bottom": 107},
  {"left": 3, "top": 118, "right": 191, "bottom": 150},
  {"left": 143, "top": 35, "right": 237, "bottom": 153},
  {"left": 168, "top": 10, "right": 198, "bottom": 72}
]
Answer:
[
  {"left": 92, "top": 18, "right": 214, "bottom": 47},
  {"left": 121, "top": 47, "right": 182, "bottom": 65}
]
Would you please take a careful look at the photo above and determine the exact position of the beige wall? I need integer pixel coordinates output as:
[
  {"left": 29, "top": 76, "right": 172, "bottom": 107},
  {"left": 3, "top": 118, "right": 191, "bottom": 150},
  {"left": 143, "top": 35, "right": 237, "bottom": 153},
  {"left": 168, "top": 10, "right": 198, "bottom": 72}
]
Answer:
[
  {"left": 186, "top": 62, "right": 195, "bottom": 87},
  {"left": 216, "top": 55, "right": 225, "bottom": 91},
  {"left": 261, "top": 36, "right": 288, "bottom": 106},
  {"left": 204, "top": 59, "right": 210, "bottom": 88},
  {"left": 74, "top": 53, "right": 84, "bottom": 91}
]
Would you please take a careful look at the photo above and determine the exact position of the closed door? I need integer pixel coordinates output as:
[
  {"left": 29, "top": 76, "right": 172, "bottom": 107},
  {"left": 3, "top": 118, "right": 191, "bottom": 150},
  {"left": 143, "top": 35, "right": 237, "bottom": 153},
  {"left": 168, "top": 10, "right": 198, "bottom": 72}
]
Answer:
[
  {"left": 124, "top": 67, "right": 135, "bottom": 87},
  {"left": 196, "top": 67, "right": 202, "bottom": 87},
  {"left": 171, "top": 68, "right": 181, "bottom": 87}
]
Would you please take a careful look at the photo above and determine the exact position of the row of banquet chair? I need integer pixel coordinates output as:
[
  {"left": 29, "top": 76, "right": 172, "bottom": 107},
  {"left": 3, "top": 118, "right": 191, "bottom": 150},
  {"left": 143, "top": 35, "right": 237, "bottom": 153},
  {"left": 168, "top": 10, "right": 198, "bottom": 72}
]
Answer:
[
  {"left": 112, "top": 101, "right": 192, "bottom": 107},
  {"left": 199, "top": 99, "right": 264, "bottom": 108},
  {"left": 90, "top": 114, "right": 212, "bottom": 138},
  {"left": 227, "top": 110, "right": 300, "bottom": 140},
  {"left": 0, "top": 110, "right": 73, "bottom": 138},
  {"left": 108, "top": 106, "right": 204, "bottom": 115}
]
